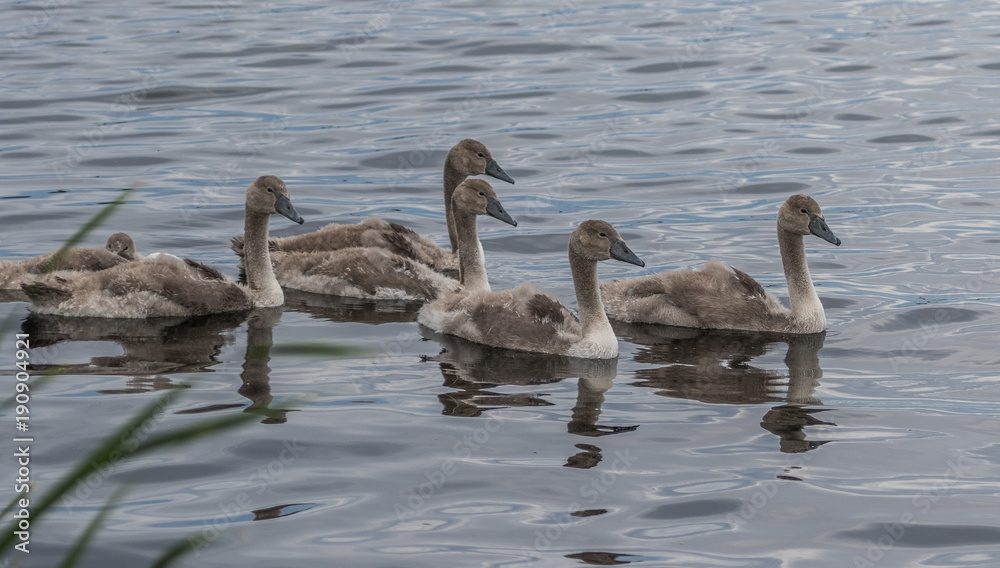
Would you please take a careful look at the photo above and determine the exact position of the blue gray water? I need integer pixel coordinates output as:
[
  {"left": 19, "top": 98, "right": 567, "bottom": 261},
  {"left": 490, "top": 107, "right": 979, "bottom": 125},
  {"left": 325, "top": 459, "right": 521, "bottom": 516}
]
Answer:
[{"left": 2, "top": 1, "right": 1000, "bottom": 566}]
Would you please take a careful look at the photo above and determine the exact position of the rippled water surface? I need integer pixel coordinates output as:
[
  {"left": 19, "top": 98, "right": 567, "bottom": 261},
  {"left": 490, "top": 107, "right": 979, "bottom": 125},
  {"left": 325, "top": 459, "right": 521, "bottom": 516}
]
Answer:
[{"left": 2, "top": 1, "right": 1000, "bottom": 566}]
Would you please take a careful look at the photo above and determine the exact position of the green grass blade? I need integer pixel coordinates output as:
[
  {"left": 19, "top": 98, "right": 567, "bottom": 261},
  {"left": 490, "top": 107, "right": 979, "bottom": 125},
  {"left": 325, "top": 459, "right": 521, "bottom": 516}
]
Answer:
[
  {"left": 56, "top": 485, "right": 129, "bottom": 568},
  {"left": 36, "top": 184, "right": 136, "bottom": 274},
  {"left": 270, "top": 342, "right": 366, "bottom": 358},
  {"left": 0, "top": 388, "right": 178, "bottom": 553},
  {"left": 0, "top": 488, "right": 27, "bottom": 525},
  {"left": 0, "top": 388, "right": 259, "bottom": 555},
  {"left": 150, "top": 533, "right": 211, "bottom": 568},
  {"left": 128, "top": 412, "right": 257, "bottom": 458}
]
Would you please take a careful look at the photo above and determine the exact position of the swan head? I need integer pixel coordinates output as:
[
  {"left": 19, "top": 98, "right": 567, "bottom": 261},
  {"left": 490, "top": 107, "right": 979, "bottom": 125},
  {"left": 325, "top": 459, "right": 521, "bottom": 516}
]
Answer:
[
  {"left": 105, "top": 232, "right": 137, "bottom": 260},
  {"left": 453, "top": 179, "right": 517, "bottom": 227},
  {"left": 449, "top": 139, "right": 515, "bottom": 185},
  {"left": 779, "top": 194, "right": 840, "bottom": 246},
  {"left": 247, "top": 175, "right": 304, "bottom": 224},
  {"left": 571, "top": 220, "right": 645, "bottom": 267}
]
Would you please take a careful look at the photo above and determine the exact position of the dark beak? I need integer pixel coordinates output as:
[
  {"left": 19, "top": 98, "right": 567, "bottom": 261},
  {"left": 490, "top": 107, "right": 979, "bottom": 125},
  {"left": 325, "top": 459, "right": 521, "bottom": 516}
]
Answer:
[
  {"left": 484, "top": 159, "right": 515, "bottom": 185},
  {"left": 275, "top": 194, "right": 305, "bottom": 224},
  {"left": 808, "top": 215, "right": 840, "bottom": 246},
  {"left": 610, "top": 239, "right": 644, "bottom": 267},
  {"left": 485, "top": 197, "right": 517, "bottom": 227}
]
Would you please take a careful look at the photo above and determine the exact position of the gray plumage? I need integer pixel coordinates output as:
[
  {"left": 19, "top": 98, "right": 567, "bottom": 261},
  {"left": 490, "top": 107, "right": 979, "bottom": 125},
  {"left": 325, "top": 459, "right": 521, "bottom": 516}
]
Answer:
[
  {"left": 601, "top": 194, "right": 841, "bottom": 334},
  {"left": 21, "top": 175, "right": 304, "bottom": 318},
  {"left": 267, "top": 179, "right": 517, "bottom": 301},
  {"left": 418, "top": 220, "right": 645, "bottom": 359},
  {"left": 230, "top": 139, "right": 514, "bottom": 272},
  {"left": 0, "top": 233, "right": 138, "bottom": 290}
]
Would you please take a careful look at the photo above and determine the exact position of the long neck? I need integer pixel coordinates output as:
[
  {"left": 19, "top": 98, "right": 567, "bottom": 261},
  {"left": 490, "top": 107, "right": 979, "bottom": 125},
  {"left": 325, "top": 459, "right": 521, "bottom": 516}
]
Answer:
[
  {"left": 778, "top": 229, "right": 824, "bottom": 327},
  {"left": 784, "top": 334, "right": 823, "bottom": 406},
  {"left": 570, "top": 254, "right": 613, "bottom": 341},
  {"left": 244, "top": 211, "right": 283, "bottom": 307},
  {"left": 454, "top": 210, "right": 489, "bottom": 292},
  {"left": 442, "top": 160, "right": 466, "bottom": 253},
  {"left": 240, "top": 309, "right": 276, "bottom": 408}
]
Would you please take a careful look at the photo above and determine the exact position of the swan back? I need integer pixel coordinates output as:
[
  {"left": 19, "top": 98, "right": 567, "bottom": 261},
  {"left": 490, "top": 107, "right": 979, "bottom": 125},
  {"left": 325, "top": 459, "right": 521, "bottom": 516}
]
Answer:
[
  {"left": 230, "top": 140, "right": 514, "bottom": 274},
  {"left": 22, "top": 175, "right": 302, "bottom": 317},
  {"left": 419, "top": 220, "right": 644, "bottom": 359},
  {"left": 267, "top": 178, "right": 516, "bottom": 301},
  {"left": 0, "top": 234, "right": 136, "bottom": 290},
  {"left": 601, "top": 194, "right": 840, "bottom": 334},
  {"left": 270, "top": 246, "right": 460, "bottom": 301}
]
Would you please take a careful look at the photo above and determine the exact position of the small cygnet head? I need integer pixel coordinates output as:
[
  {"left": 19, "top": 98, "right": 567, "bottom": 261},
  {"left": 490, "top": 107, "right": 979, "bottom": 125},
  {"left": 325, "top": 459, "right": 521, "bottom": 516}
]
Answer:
[
  {"left": 778, "top": 194, "right": 840, "bottom": 246},
  {"left": 447, "top": 139, "right": 515, "bottom": 184},
  {"left": 105, "top": 232, "right": 137, "bottom": 260},
  {"left": 452, "top": 179, "right": 517, "bottom": 227},
  {"left": 570, "top": 220, "right": 645, "bottom": 267},
  {"left": 246, "top": 175, "right": 304, "bottom": 225}
]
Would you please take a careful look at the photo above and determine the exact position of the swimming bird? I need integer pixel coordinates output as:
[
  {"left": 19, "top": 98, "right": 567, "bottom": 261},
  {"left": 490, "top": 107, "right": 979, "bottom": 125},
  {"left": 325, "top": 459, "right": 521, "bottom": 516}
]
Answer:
[
  {"left": 104, "top": 231, "right": 227, "bottom": 276},
  {"left": 267, "top": 179, "right": 517, "bottom": 301},
  {"left": 418, "top": 220, "right": 645, "bottom": 359},
  {"left": 21, "top": 175, "right": 304, "bottom": 318},
  {"left": 0, "top": 233, "right": 139, "bottom": 290},
  {"left": 601, "top": 194, "right": 841, "bottom": 334},
  {"left": 104, "top": 232, "right": 139, "bottom": 260},
  {"left": 230, "top": 139, "right": 514, "bottom": 272}
]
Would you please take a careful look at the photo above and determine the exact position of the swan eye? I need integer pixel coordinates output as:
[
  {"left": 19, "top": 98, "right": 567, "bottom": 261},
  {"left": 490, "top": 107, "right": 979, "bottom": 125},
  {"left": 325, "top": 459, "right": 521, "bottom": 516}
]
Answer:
[
  {"left": 599, "top": 232, "right": 607, "bottom": 237},
  {"left": 800, "top": 208, "right": 807, "bottom": 214},
  {"left": 479, "top": 192, "right": 486, "bottom": 196},
  {"left": 267, "top": 187, "right": 274, "bottom": 193},
  {"left": 477, "top": 152, "right": 484, "bottom": 157}
]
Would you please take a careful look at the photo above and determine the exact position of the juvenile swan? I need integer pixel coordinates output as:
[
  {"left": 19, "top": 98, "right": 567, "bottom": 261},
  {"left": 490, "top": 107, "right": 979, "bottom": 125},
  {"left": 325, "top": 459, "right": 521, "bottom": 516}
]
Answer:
[
  {"left": 231, "top": 139, "right": 514, "bottom": 271},
  {"left": 21, "top": 176, "right": 304, "bottom": 318},
  {"left": 105, "top": 232, "right": 222, "bottom": 270},
  {"left": 104, "top": 233, "right": 139, "bottom": 260},
  {"left": 601, "top": 194, "right": 841, "bottom": 334},
  {"left": 418, "top": 220, "right": 645, "bottom": 359},
  {"left": 0, "top": 233, "right": 138, "bottom": 290},
  {"left": 268, "top": 179, "right": 517, "bottom": 301}
]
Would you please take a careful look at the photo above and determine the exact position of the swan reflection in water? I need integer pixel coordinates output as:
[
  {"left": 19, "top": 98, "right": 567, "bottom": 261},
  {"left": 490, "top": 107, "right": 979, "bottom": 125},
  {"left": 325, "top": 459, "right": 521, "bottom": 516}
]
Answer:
[
  {"left": 420, "top": 326, "right": 638, "bottom": 469},
  {"left": 281, "top": 289, "right": 423, "bottom": 325},
  {"left": 21, "top": 307, "right": 291, "bottom": 423},
  {"left": 614, "top": 321, "right": 833, "bottom": 453}
]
